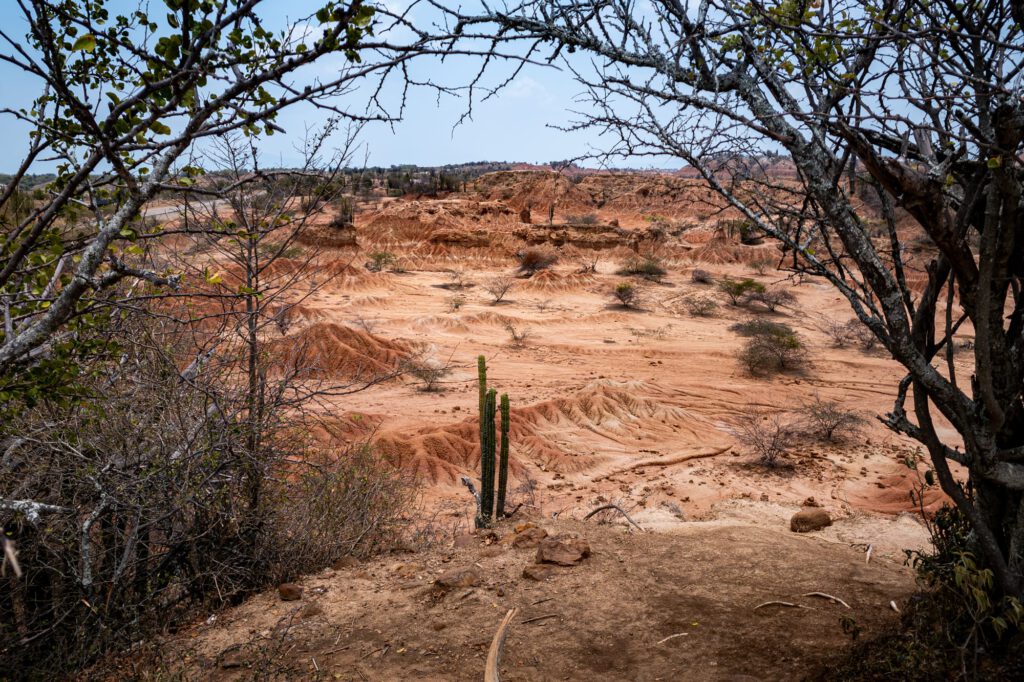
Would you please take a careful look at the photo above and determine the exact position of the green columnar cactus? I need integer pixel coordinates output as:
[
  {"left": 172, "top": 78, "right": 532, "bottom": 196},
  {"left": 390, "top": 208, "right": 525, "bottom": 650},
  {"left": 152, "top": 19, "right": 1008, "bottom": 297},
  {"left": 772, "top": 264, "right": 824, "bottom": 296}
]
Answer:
[
  {"left": 480, "top": 388, "right": 498, "bottom": 523},
  {"left": 496, "top": 393, "right": 510, "bottom": 518}
]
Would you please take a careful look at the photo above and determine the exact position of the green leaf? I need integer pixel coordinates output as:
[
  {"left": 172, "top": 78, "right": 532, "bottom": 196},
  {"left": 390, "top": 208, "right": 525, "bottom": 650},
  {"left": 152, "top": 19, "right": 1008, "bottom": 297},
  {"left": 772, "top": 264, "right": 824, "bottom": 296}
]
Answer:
[
  {"left": 988, "top": 157, "right": 1002, "bottom": 169},
  {"left": 72, "top": 34, "right": 97, "bottom": 52}
]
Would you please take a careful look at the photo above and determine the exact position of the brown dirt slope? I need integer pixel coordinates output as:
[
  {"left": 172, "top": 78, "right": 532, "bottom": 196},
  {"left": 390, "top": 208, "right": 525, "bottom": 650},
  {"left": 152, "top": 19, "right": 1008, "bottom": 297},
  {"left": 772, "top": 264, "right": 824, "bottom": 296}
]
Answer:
[{"left": 150, "top": 516, "right": 916, "bottom": 681}]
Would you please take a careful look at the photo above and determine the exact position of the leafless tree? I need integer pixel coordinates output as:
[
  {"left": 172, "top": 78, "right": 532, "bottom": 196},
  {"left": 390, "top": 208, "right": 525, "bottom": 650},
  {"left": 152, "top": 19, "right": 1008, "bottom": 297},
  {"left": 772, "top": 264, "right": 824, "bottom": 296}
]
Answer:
[{"left": 443, "top": 0, "right": 1024, "bottom": 598}]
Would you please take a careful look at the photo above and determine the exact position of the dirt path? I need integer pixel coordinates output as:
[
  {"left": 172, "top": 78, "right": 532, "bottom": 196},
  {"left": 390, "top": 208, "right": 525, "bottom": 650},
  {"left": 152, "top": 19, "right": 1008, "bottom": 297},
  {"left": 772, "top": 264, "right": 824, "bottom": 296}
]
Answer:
[{"left": 154, "top": 513, "right": 921, "bottom": 681}]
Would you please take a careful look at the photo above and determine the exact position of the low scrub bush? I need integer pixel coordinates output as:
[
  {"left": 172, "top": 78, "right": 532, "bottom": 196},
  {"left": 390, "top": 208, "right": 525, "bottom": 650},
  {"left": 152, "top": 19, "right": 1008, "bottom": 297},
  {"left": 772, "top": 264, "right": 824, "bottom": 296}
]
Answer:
[
  {"left": 400, "top": 356, "right": 452, "bottom": 391},
  {"left": 484, "top": 276, "right": 515, "bottom": 303},
  {"left": 717, "top": 277, "right": 765, "bottom": 305},
  {"left": 366, "top": 250, "right": 395, "bottom": 272},
  {"left": 748, "top": 288, "right": 796, "bottom": 312},
  {"left": 516, "top": 247, "right": 558, "bottom": 276},
  {"left": 690, "top": 268, "right": 714, "bottom": 284},
  {"left": 733, "top": 320, "right": 807, "bottom": 375},
  {"left": 735, "top": 409, "right": 794, "bottom": 467},
  {"left": 799, "top": 395, "right": 866, "bottom": 442},
  {"left": 684, "top": 294, "right": 718, "bottom": 317},
  {"left": 565, "top": 212, "right": 599, "bottom": 225},
  {"left": 616, "top": 255, "right": 667, "bottom": 281},
  {"left": 613, "top": 282, "right": 639, "bottom": 308}
]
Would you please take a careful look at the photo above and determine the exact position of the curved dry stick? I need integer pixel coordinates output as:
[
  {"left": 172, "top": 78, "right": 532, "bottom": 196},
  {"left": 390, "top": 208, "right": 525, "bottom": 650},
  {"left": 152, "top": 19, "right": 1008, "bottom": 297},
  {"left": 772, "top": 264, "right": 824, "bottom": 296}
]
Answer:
[
  {"left": 584, "top": 503, "right": 645, "bottom": 532},
  {"left": 485, "top": 607, "right": 518, "bottom": 682},
  {"left": 753, "top": 601, "right": 808, "bottom": 610},
  {"left": 594, "top": 446, "right": 732, "bottom": 482},
  {"left": 802, "top": 592, "right": 851, "bottom": 609}
]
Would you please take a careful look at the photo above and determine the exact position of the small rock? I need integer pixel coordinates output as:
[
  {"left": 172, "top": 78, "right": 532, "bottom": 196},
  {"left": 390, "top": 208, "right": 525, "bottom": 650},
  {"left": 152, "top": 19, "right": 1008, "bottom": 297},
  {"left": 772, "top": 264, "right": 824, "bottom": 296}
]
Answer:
[
  {"left": 393, "top": 562, "right": 424, "bottom": 578},
  {"left": 536, "top": 537, "right": 591, "bottom": 566},
  {"left": 300, "top": 602, "right": 323, "bottom": 619},
  {"left": 278, "top": 583, "right": 303, "bottom": 601},
  {"left": 760, "top": 493, "right": 770, "bottom": 502},
  {"left": 512, "top": 526, "right": 548, "bottom": 549},
  {"left": 432, "top": 622, "right": 447, "bottom": 631},
  {"left": 790, "top": 508, "right": 832, "bottom": 533},
  {"left": 479, "top": 546, "right": 504, "bottom": 558},
  {"left": 802, "top": 496, "right": 821, "bottom": 508},
  {"left": 522, "top": 564, "right": 556, "bottom": 581},
  {"left": 434, "top": 567, "right": 480, "bottom": 591}
]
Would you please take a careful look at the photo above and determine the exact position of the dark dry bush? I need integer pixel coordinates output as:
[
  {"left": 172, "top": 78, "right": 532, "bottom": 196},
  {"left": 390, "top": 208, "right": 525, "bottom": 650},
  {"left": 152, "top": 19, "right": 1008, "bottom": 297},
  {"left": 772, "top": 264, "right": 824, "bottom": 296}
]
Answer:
[
  {"left": 730, "top": 319, "right": 795, "bottom": 337},
  {"left": 516, "top": 248, "right": 558, "bottom": 275},
  {"left": 690, "top": 268, "right": 714, "bottom": 284}
]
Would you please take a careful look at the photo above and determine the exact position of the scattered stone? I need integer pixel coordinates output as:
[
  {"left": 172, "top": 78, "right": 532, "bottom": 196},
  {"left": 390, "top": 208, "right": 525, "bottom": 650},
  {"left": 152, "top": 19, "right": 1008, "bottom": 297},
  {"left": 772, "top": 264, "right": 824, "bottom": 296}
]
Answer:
[
  {"left": 522, "top": 564, "right": 556, "bottom": 581},
  {"left": 479, "top": 546, "right": 504, "bottom": 558},
  {"left": 536, "top": 537, "right": 592, "bottom": 566},
  {"left": 278, "top": 583, "right": 303, "bottom": 601},
  {"left": 434, "top": 567, "right": 480, "bottom": 591},
  {"left": 514, "top": 522, "right": 536, "bottom": 533},
  {"left": 802, "top": 496, "right": 821, "bottom": 508},
  {"left": 432, "top": 622, "right": 447, "bottom": 631},
  {"left": 790, "top": 508, "right": 833, "bottom": 533},
  {"left": 760, "top": 493, "right": 770, "bottom": 502},
  {"left": 512, "top": 526, "right": 548, "bottom": 549}
]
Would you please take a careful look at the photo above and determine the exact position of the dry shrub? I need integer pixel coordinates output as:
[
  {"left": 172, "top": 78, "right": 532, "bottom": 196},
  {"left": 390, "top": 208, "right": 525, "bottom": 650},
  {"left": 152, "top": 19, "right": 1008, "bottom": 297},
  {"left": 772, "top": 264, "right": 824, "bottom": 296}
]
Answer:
[
  {"left": 819, "top": 317, "right": 879, "bottom": 351},
  {"left": 366, "top": 250, "right": 395, "bottom": 272},
  {"left": 684, "top": 294, "right": 718, "bottom": 317},
  {"left": 400, "top": 355, "right": 452, "bottom": 391},
  {"left": 484, "top": 276, "right": 515, "bottom": 303},
  {"left": 799, "top": 395, "right": 866, "bottom": 442},
  {"left": 565, "top": 212, "right": 599, "bottom": 225},
  {"left": 0, "top": 319, "right": 412, "bottom": 678},
  {"left": 748, "top": 287, "right": 796, "bottom": 312},
  {"left": 504, "top": 321, "right": 532, "bottom": 347},
  {"left": 736, "top": 409, "right": 795, "bottom": 467},
  {"left": 690, "top": 268, "right": 714, "bottom": 284},
  {"left": 516, "top": 247, "right": 558, "bottom": 276},
  {"left": 616, "top": 255, "right": 667, "bottom": 281}
]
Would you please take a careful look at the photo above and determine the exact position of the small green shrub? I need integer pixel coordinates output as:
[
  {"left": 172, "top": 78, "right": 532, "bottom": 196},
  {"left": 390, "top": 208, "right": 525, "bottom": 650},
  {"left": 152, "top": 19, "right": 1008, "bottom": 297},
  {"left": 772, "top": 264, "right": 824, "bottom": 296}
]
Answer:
[
  {"left": 366, "top": 250, "right": 395, "bottom": 272},
  {"left": 717, "top": 277, "right": 765, "bottom": 305},
  {"left": 733, "top": 320, "right": 806, "bottom": 375},
  {"left": 613, "top": 282, "right": 639, "bottom": 307}
]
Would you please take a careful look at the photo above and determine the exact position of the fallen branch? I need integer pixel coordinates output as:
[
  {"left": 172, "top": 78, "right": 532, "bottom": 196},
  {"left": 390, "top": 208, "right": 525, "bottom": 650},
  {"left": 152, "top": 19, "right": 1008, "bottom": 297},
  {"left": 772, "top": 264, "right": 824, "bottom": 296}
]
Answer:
[
  {"left": 583, "top": 503, "right": 645, "bottom": 532},
  {"left": 521, "top": 613, "right": 558, "bottom": 625},
  {"left": 485, "top": 608, "right": 518, "bottom": 682},
  {"left": 655, "top": 632, "right": 689, "bottom": 645},
  {"left": 594, "top": 445, "right": 732, "bottom": 481},
  {"left": 865, "top": 544, "right": 873, "bottom": 564},
  {"left": 802, "top": 592, "right": 851, "bottom": 609},
  {"left": 754, "top": 601, "right": 808, "bottom": 610},
  {"left": 890, "top": 600, "right": 901, "bottom": 613}
]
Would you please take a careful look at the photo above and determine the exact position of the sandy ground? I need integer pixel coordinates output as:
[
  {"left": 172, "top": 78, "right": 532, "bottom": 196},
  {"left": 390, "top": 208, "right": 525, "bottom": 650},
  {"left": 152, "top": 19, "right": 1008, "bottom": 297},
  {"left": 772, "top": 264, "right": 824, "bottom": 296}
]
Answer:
[{"left": 143, "top": 171, "right": 962, "bottom": 679}]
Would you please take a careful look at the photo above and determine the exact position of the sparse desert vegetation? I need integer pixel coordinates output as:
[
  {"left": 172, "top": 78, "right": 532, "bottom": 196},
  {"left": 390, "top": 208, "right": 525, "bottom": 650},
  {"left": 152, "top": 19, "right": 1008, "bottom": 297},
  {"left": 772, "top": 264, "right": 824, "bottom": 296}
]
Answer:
[{"left": 3, "top": 0, "right": 1021, "bottom": 678}]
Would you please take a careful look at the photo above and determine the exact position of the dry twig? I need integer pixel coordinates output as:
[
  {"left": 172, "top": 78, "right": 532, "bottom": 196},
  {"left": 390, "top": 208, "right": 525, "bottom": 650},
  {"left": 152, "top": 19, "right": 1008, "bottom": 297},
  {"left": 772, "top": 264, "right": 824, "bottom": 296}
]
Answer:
[
  {"left": 485, "top": 608, "right": 518, "bottom": 682},
  {"left": 583, "top": 503, "right": 645, "bottom": 532}
]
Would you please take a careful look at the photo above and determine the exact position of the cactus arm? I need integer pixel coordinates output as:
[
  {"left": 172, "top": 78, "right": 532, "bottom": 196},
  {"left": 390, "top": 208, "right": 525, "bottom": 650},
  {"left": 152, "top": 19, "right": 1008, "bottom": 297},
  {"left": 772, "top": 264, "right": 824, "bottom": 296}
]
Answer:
[{"left": 496, "top": 393, "right": 510, "bottom": 518}]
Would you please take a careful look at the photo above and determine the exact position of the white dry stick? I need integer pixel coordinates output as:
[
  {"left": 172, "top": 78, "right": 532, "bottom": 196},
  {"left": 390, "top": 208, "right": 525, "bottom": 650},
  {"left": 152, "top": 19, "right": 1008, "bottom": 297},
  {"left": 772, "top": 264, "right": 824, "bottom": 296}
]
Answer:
[
  {"left": 890, "top": 600, "right": 901, "bottom": 613},
  {"left": 754, "top": 601, "right": 807, "bottom": 610},
  {"left": 802, "top": 592, "right": 851, "bottom": 609},
  {"left": 656, "top": 632, "right": 689, "bottom": 645},
  {"left": 485, "top": 608, "right": 518, "bottom": 682},
  {"left": 865, "top": 544, "right": 874, "bottom": 564}
]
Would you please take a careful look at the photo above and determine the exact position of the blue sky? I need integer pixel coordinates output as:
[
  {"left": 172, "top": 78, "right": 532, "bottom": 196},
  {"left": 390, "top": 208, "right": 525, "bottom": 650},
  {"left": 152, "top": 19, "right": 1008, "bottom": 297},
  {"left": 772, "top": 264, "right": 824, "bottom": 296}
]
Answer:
[{"left": 0, "top": 1, "right": 657, "bottom": 172}]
